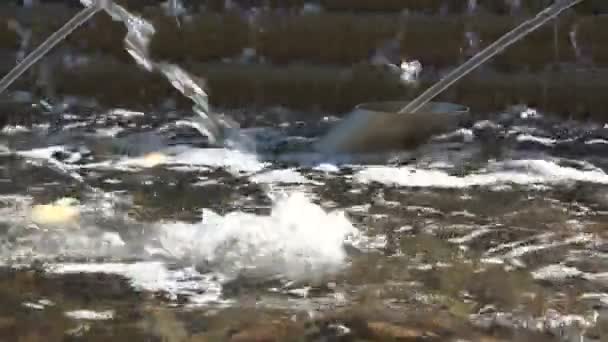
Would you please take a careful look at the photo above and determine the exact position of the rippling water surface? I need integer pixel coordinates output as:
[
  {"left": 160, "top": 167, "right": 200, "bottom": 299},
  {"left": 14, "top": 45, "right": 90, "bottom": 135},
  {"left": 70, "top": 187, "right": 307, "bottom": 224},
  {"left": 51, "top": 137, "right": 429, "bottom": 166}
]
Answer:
[{"left": 0, "top": 104, "right": 607, "bottom": 341}]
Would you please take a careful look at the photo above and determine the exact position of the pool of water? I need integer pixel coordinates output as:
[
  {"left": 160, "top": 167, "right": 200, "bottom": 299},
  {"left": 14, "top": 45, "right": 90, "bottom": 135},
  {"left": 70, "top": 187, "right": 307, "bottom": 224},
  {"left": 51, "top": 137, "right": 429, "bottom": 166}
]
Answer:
[{"left": 0, "top": 103, "right": 606, "bottom": 341}]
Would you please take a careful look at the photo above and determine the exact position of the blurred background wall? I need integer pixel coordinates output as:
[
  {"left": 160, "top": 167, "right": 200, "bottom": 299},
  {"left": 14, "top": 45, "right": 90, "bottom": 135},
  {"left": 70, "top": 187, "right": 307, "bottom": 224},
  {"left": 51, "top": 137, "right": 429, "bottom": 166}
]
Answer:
[{"left": 0, "top": 0, "right": 607, "bottom": 120}]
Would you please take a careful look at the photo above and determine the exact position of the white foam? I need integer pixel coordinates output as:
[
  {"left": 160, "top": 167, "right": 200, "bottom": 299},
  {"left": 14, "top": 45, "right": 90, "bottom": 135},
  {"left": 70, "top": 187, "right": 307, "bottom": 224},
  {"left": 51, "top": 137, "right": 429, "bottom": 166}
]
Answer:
[
  {"left": 63, "top": 122, "right": 89, "bottom": 130},
  {"left": 471, "top": 309, "right": 594, "bottom": 338},
  {"left": 485, "top": 232, "right": 553, "bottom": 256},
  {"left": 76, "top": 147, "right": 266, "bottom": 175},
  {"left": 22, "top": 302, "right": 45, "bottom": 310},
  {"left": 501, "top": 234, "right": 593, "bottom": 260},
  {"left": 95, "top": 126, "right": 124, "bottom": 137},
  {"left": 1, "top": 125, "right": 30, "bottom": 135},
  {"left": 47, "top": 262, "right": 226, "bottom": 305},
  {"left": 516, "top": 134, "right": 557, "bottom": 146},
  {"left": 15, "top": 145, "right": 85, "bottom": 181},
  {"left": 399, "top": 59, "right": 422, "bottom": 83},
  {"left": 433, "top": 128, "right": 474, "bottom": 142},
  {"left": 313, "top": 163, "right": 340, "bottom": 173},
  {"left": 585, "top": 139, "right": 608, "bottom": 145},
  {"left": 532, "top": 264, "right": 584, "bottom": 281},
  {"left": 16, "top": 146, "right": 66, "bottom": 160},
  {"left": 65, "top": 310, "right": 114, "bottom": 320},
  {"left": 520, "top": 108, "right": 541, "bottom": 119},
  {"left": 448, "top": 226, "right": 493, "bottom": 244},
  {"left": 4, "top": 228, "right": 130, "bottom": 261},
  {"left": 107, "top": 108, "right": 144, "bottom": 117},
  {"left": 580, "top": 293, "right": 608, "bottom": 305},
  {"left": 0, "top": 195, "right": 134, "bottom": 261},
  {"left": 474, "top": 120, "right": 502, "bottom": 130},
  {"left": 158, "top": 191, "right": 358, "bottom": 281},
  {"left": 355, "top": 159, "right": 608, "bottom": 188},
  {"left": 168, "top": 147, "right": 267, "bottom": 174}
]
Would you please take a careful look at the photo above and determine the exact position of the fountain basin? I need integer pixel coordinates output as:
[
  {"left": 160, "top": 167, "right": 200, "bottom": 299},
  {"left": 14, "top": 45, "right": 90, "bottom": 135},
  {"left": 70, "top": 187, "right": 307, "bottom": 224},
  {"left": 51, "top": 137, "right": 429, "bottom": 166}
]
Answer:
[{"left": 314, "top": 101, "right": 470, "bottom": 154}]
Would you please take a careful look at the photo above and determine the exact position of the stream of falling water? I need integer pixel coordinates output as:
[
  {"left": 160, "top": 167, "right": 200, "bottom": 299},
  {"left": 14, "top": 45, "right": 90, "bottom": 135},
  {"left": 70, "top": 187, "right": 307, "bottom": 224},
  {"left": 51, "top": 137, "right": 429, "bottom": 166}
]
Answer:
[{"left": 79, "top": 0, "right": 242, "bottom": 147}]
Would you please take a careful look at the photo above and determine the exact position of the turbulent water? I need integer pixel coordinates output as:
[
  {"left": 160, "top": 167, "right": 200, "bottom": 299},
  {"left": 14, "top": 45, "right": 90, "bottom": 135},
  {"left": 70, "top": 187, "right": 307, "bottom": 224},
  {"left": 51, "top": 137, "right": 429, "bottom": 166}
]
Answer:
[{"left": 0, "top": 103, "right": 607, "bottom": 340}]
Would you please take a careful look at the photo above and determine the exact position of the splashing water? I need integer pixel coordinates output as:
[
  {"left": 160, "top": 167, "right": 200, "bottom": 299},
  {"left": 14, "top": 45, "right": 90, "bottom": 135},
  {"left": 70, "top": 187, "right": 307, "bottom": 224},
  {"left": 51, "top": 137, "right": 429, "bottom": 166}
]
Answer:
[
  {"left": 157, "top": 192, "right": 359, "bottom": 281},
  {"left": 0, "top": 189, "right": 361, "bottom": 300}
]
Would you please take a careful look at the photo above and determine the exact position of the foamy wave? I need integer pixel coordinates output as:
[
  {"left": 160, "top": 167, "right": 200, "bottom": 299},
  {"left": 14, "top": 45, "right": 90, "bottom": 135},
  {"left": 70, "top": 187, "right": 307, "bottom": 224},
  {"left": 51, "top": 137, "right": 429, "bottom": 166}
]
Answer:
[{"left": 355, "top": 159, "right": 608, "bottom": 188}]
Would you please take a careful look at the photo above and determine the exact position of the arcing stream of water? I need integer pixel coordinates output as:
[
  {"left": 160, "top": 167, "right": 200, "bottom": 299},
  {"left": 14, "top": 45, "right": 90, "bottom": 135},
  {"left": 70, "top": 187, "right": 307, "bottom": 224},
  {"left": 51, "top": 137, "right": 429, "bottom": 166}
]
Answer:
[
  {"left": 0, "top": 0, "right": 240, "bottom": 147},
  {"left": 84, "top": 0, "right": 243, "bottom": 146}
]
